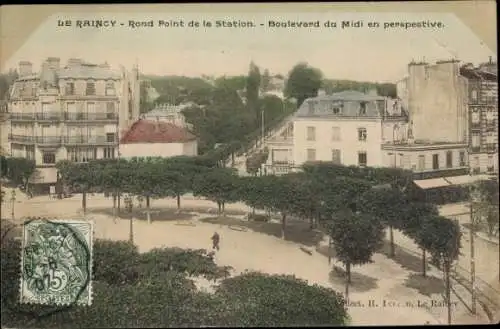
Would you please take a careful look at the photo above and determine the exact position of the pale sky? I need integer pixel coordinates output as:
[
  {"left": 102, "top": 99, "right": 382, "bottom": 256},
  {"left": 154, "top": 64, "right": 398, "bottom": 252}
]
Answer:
[{"left": 3, "top": 11, "right": 496, "bottom": 83}]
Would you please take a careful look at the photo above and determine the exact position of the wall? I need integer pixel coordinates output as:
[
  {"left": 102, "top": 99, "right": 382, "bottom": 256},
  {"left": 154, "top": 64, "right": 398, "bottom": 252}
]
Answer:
[
  {"left": 406, "top": 62, "right": 468, "bottom": 143},
  {"left": 381, "top": 121, "right": 409, "bottom": 144},
  {"left": 119, "top": 142, "right": 193, "bottom": 158},
  {"left": 381, "top": 145, "right": 468, "bottom": 172},
  {"left": 182, "top": 140, "right": 198, "bottom": 156},
  {"left": 293, "top": 118, "right": 383, "bottom": 167}
]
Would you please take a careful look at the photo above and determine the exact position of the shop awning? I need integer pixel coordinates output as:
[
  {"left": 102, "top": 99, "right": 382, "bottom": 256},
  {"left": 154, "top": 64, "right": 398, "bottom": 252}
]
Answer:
[
  {"left": 444, "top": 175, "right": 493, "bottom": 186},
  {"left": 413, "top": 178, "right": 451, "bottom": 190}
]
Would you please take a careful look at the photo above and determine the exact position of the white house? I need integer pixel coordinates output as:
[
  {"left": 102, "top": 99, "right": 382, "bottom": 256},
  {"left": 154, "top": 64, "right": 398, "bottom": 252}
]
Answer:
[{"left": 119, "top": 119, "right": 198, "bottom": 158}]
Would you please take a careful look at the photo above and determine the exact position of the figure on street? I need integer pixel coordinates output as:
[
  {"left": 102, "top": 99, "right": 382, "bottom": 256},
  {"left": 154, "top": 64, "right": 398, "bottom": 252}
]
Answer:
[{"left": 211, "top": 232, "right": 220, "bottom": 251}]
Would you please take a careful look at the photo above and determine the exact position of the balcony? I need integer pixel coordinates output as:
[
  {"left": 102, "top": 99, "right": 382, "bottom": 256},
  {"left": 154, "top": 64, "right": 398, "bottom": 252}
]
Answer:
[
  {"left": 485, "top": 144, "right": 498, "bottom": 153},
  {"left": 470, "top": 121, "right": 481, "bottom": 129},
  {"left": 10, "top": 113, "right": 36, "bottom": 122},
  {"left": 63, "top": 135, "right": 118, "bottom": 146},
  {"left": 36, "top": 112, "right": 63, "bottom": 122},
  {"left": 64, "top": 112, "right": 118, "bottom": 122},
  {"left": 8, "top": 134, "right": 35, "bottom": 144},
  {"left": 485, "top": 119, "right": 496, "bottom": 128},
  {"left": 36, "top": 136, "right": 63, "bottom": 146}
]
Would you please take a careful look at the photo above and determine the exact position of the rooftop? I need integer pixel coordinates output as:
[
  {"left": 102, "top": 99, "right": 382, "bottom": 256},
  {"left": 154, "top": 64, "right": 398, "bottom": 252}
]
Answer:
[{"left": 120, "top": 119, "right": 196, "bottom": 144}]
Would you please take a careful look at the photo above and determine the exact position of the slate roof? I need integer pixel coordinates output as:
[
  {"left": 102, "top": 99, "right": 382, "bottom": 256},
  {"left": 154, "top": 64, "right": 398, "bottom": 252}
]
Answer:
[
  {"left": 120, "top": 120, "right": 196, "bottom": 144},
  {"left": 295, "top": 90, "right": 387, "bottom": 118},
  {"left": 58, "top": 64, "right": 121, "bottom": 80}
]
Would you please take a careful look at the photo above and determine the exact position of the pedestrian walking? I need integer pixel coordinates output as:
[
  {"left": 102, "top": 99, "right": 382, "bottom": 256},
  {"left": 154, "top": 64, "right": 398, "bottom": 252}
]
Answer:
[{"left": 211, "top": 232, "right": 220, "bottom": 251}]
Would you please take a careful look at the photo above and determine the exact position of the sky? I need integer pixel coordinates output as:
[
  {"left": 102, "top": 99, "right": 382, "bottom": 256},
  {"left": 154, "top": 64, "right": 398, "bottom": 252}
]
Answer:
[{"left": 2, "top": 11, "right": 497, "bottom": 83}]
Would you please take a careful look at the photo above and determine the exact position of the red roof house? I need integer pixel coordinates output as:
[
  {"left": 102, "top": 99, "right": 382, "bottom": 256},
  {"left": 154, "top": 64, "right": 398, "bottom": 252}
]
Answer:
[{"left": 119, "top": 119, "right": 198, "bottom": 158}]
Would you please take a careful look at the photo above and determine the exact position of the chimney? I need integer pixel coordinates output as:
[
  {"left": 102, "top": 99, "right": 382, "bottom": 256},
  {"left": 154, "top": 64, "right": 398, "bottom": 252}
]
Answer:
[
  {"left": 489, "top": 56, "right": 493, "bottom": 64},
  {"left": 46, "top": 57, "right": 60, "bottom": 71},
  {"left": 18, "top": 61, "right": 33, "bottom": 77},
  {"left": 67, "top": 58, "right": 82, "bottom": 68}
]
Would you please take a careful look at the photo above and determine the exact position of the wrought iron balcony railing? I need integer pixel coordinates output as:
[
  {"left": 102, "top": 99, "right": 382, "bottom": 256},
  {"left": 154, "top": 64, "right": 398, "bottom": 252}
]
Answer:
[
  {"left": 9, "top": 113, "right": 36, "bottom": 121},
  {"left": 36, "top": 136, "right": 63, "bottom": 145},
  {"left": 64, "top": 112, "right": 118, "bottom": 121},
  {"left": 36, "top": 112, "right": 63, "bottom": 121},
  {"left": 8, "top": 134, "right": 35, "bottom": 143},
  {"left": 63, "top": 135, "right": 118, "bottom": 145}
]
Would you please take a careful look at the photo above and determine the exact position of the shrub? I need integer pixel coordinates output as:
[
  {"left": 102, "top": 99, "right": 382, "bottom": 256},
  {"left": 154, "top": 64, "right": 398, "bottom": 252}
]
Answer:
[
  {"left": 215, "top": 272, "right": 348, "bottom": 326},
  {"left": 93, "top": 239, "right": 140, "bottom": 285}
]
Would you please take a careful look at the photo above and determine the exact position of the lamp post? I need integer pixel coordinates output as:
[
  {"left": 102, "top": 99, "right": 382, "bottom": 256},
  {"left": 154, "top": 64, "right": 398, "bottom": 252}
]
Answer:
[
  {"left": 124, "top": 195, "right": 134, "bottom": 244},
  {"left": 261, "top": 110, "right": 265, "bottom": 147},
  {"left": 469, "top": 183, "right": 481, "bottom": 314},
  {"left": 10, "top": 190, "right": 16, "bottom": 220},
  {"left": 392, "top": 124, "right": 399, "bottom": 167}
]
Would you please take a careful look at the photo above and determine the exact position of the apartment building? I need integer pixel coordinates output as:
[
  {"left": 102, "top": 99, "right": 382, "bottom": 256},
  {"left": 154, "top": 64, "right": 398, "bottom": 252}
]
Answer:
[
  {"left": 8, "top": 57, "right": 140, "bottom": 190},
  {"left": 389, "top": 60, "right": 471, "bottom": 188},
  {"left": 460, "top": 59, "right": 498, "bottom": 174},
  {"left": 264, "top": 90, "right": 408, "bottom": 174}
]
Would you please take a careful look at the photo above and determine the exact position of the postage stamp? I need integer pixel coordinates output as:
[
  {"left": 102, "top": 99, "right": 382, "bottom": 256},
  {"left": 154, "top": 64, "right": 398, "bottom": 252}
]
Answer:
[{"left": 20, "top": 219, "right": 93, "bottom": 306}]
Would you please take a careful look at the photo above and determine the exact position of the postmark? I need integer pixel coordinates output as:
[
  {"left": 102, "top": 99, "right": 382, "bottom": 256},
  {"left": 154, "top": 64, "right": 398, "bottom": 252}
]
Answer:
[{"left": 20, "top": 219, "right": 93, "bottom": 306}]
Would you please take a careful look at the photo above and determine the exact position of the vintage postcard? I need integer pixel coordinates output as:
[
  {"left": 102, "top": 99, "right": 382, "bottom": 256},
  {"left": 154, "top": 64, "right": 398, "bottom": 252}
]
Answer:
[{"left": 0, "top": 2, "right": 498, "bottom": 327}]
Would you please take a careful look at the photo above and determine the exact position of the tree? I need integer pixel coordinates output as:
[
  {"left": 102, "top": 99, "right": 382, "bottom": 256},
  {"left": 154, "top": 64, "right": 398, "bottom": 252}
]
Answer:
[
  {"left": 260, "top": 69, "right": 272, "bottom": 93},
  {"left": 285, "top": 62, "right": 323, "bottom": 107},
  {"left": 4, "top": 157, "right": 36, "bottom": 191},
  {"left": 474, "top": 179, "right": 499, "bottom": 237},
  {"left": 215, "top": 272, "right": 348, "bottom": 326},
  {"left": 327, "top": 209, "right": 384, "bottom": 298},
  {"left": 56, "top": 161, "right": 99, "bottom": 214},
  {"left": 192, "top": 168, "right": 240, "bottom": 215},
  {"left": 246, "top": 62, "right": 262, "bottom": 126},
  {"left": 358, "top": 187, "right": 409, "bottom": 258},
  {"left": 245, "top": 148, "right": 269, "bottom": 176}
]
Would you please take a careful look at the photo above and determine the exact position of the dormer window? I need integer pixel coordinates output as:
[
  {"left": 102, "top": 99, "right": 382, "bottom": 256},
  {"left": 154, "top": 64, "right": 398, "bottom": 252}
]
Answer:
[
  {"left": 86, "top": 81, "right": 96, "bottom": 96},
  {"left": 359, "top": 101, "right": 367, "bottom": 115},
  {"left": 65, "top": 82, "right": 75, "bottom": 95},
  {"left": 106, "top": 81, "right": 115, "bottom": 96},
  {"left": 330, "top": 101, "right": 343, "bottom": 114}
]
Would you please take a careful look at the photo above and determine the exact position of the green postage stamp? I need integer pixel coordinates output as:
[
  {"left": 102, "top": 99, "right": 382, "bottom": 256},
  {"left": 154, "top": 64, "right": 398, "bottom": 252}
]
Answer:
[{"left": 20, "top": 219, "right": 93, "bottom": 306}]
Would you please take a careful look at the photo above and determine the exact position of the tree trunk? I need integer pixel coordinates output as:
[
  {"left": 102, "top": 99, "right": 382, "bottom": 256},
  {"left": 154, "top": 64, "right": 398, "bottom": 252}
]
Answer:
[
  {"left": 422, "top": 248, "right": 427, "bottom": 277},
  {"left": 252, "top": 207, "right": 256, "bottom": 215},
  {"left": 146, "top": 195, "right": 151, "bottom": 224},
  {"left": 176, "top": 194, "right": 181, "bottom": 209},
  {"left": 112, "top": 193, "right": 117, "bottom": 215},
  {"left": 389, "top": 225, "right": 395, "bottom": 258},
  {"left": 281, "top": 213, "right": 287, "bottom": 240},
  {"left": 217, "top": 201, "right": 221, "bottom": 216},
  {"left": 222, "top": 202, "right": 226, "bottom": 217},
  {"left": 444, "top": 260, "right": 452, "bottom": 324},
  {"left": 129, "top": 216, "right": 134, "bottom": 244},
  {"left": 345, "top": 261, "right": 351, "bottom": 299},
  {"left": 117, "top": 192, "right": 121, "bottom": 211},
  {"left": 231, "top": 153, "right": 235, "bottom": 166},
  {"left": 82, "top": 191, "right": 87, "bottom": 214}
]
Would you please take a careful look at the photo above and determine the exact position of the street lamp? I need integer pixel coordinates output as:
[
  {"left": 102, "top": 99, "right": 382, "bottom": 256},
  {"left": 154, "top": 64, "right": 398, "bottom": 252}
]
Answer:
[
  {"left": 392, "top": 124, "right": 399, "bottom": 167},
  {"left": 469, "top": 183, "right": 481, "bottom": 314},
  {"left": 124, "top": 195, "right": 134, "bottom": 244},
  {"left": 10, "top": 190, "right": 16, "bottom": 220}
]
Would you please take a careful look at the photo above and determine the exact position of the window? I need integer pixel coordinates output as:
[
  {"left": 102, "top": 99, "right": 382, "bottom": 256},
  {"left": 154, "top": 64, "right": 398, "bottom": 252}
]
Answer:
[
  {"left": 359, "top": 102, "right": 367, "bottom": 115},
  {"left": 471, "top": 89, "right": 478, "bottom": 102},
  {"left": 67, "top": 147, "right": 97, "bottom": 162},
  {"left": 331, "top": 149, "right": 341, "bottom": 164},
  {"left": 446, "top": 151, "right": 453, "bottom": 168},
  {"left": 86, "top": 102, "right": 96, "bottom": 116},
  {"left": 471, "top": 109, "right": 480, "bottom": 124},
  {"left": 358, "top": 128, "right": 367, "bottom": 141},
  {"left": 42, "top": 152, "right": 56, "bottom": 164},
  {"left": 65, "top": 82, "right": 75, "bottom": 95},
  {"left": 306, "top": 126, "right": 316, "bottom": 141},
  {"left": 486, "top": 132, "right": 495, "bottom": 144},
  {"left": 487, "top": 156, "right": 494, "bottom": 172},
  {"left": 486, "top": 108, "right": 495, "bottom": 123},
  {"left": 471, "top": 132, "right": 481, "bottom": 148},
  {"left": 85, "top": 82, "right": 96, "bottom": 96},
  {"left": 307, "top": 101, "right": 314, "bottom": 115},
  {"left": 358, "top": 151, "right": 367, "bottom": 167},
  {"left": 106, "top": 133, "right": 115, "bottom": 143},
  {"left": 459, "top": 151, "right": 466, "bottom": 167},
  {"left": 306, "top": 148, "right": 316, "bottom": 162},
  {"left": 103, "top": 147, "right": 115, "bottom": 159},
  {"left": 105, "top": 81, "right": 115, "bottom": 96},
  {"left": 473, "top": 156, "right": 480, "bottom": 167},
  {"left": 432, "top": 154, "right": 439, "bottom": 170},
  {"left": 67, "top": 102, "right": 76, "bottom": 113},
  {"left": 332, "top": 127, "right": 341, "bottom": 141},
  {"left": 106, "top": 102, "right": 116, "bottom": 119},
  {"left": 388, "top": 153, "right": 396, "bottom": 167},
  {"left": 398, "top": 153, "right": 405, "bottom": 168}
]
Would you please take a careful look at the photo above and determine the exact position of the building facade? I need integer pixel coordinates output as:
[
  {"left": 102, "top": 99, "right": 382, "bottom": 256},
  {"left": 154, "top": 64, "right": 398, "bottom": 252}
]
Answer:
[
  {"left": 460, "top": 60, "right": 498, "bottom": 174},
  {"left": 119, "top": 119, "right": 198, "bottom": 158},
  {"left": 264, "top": 90, "right": 408, "bottom": 174},
  {"left": 8, "top": 57, "right": 140, "bottom": 187}
]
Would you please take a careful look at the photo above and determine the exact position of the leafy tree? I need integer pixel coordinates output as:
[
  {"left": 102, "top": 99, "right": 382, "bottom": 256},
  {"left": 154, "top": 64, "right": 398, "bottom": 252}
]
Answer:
[
  {"left": 4, "top": 157, "right": 36, "bottom": 191},
  {"left": 285, "top": 62, "right": 323, "bottom": 107},
  {"left": 56, "top": 161, "right": 99, "bottom": 214},
  {"left": 260, "top": 69, "right": 272, "bottom": 92},
  {"left": 0, "top": 155, "right": 7, "bottom": 177},
  {"left": 192, "top": 168, "right": 240, "bottom": 215},
  {"left": 214, "top": 75, "right": 247, "bottom": 91},
  {"left": 358, "top": 187, "right": 409, "bottom": 258},
  {"left": 246, "top": 62, "right": 261, "bottom": 126},
  {"left": 327, "top": 209, "right": 384, "bottom": 298},
  {"left": 245, "top": 148, "right": 269, "bottom": 176},
  {"left": 215, "top": 272, "right": 348, "bottom": 326},
  {"left": 473, "top": 179, "right": 499, "bottom": 237}
]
